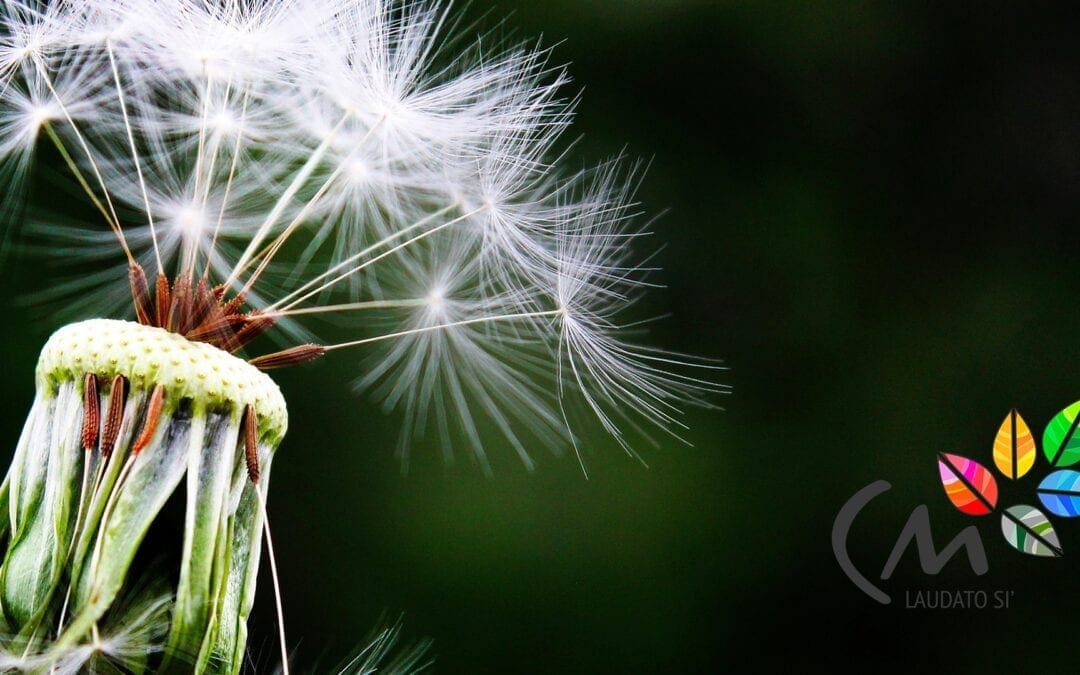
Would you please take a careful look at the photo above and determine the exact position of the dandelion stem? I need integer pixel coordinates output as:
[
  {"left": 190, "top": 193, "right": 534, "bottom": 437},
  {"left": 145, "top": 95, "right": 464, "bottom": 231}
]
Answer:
[
  {"left": 238, "top": 147, "right": 352, "bottom": 297},
  {"left": 268, "top": 201, "right": 463, "bottom": 310},
  {"left": 179, "top": 70, "right": 216, "bottom": 281},
  {"left": 226, "top": 109, "right": 352, "bottom": 286},
  {"left": 106, "top": 39, "right": 161, "bottom": 272},
  {"left": 266, "top": 298, "right": 428, "bottom": 318},
  {"left": 205, "top": 86, "right": 251, "bottom": 281},
  {"left": 32, "top": 58, "right": 133, "bottom": 263},
  {"left": 240, "top": 116, "right": 386, "bottom": 296},
  {"left": 192, "top": 67, "right": 213, "bottom": 211},
  {"left": 198, "top": 77, "right": 230, "bottom": 209},
  {"left": 42, "top": 124, "right": 117, "bottom": 232},
  {"left": 280, "top": 205, "right": 484, "bottom": 311},
  {"left": 201, "top": 77, "right": 237, "bottom": 204},
  {"left": 323, "top": 309, "right": 564, "bottom": 352}
]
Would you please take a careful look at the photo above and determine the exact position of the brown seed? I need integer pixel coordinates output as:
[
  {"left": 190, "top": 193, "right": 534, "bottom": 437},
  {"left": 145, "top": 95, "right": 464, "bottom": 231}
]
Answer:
[
  {"left": 186, "top": 313, "right": 247, "bottom": 349},
  {"left": 220, "top": 291, "right": 247, "bottom": 317},
  {"left": 128, "top": 263, "right": 155, "bottom": 326},
  {"left": 101, "top": 375, "right": 128, "bottom": 457},
  {"left": 243, "top": 404, "right": 260, "bottom": 484},
  {"left": 248, "top": 344, "right": 327, "bottom": 370},
  {"left": 155, "top": 273, "right": 171, "bottom": 329},
  {"left": 167, "top": 275, "right": 192, "bottom": 333},
  {"left": 186, "top": 277, "right": 216, "bottom": 330},
  {"left": 226, "top": 313, "right": 277, "bottom": 352},
  {"left": 131, "top": 384, "right": 166, "bottom": 455},
  {"left": 81, "top": 373, "right": 100, "bottom": 452}
]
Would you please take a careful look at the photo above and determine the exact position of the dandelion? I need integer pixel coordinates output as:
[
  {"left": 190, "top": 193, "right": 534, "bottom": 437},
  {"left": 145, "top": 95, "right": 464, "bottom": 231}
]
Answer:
[{"left": 0, "top": 0, "right": 725, "bottom": 672}]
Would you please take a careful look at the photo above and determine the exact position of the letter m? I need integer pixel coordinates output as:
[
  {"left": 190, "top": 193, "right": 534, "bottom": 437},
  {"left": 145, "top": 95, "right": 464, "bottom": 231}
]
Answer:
[{"left": 880, "top": 505, "right": 988, "bottom": 579}]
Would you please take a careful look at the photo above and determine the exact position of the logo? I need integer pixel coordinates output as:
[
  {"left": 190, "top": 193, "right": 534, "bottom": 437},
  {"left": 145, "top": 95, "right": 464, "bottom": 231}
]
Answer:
[{"left": 833, "top": 403, "right": 1080, "bottom": 605}]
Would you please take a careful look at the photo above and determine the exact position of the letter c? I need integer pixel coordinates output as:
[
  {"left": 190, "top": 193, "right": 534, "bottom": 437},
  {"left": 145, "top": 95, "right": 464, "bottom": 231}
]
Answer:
[{"left": 832, "top": 480, "right": 892, "bottom": 604}]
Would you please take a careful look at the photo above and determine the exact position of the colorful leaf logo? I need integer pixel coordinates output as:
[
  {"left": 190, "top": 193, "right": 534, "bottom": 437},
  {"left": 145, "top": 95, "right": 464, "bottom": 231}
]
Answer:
[
  {"left": 1043, "top": 401, "right": 1080, "bottom": 468},
  {"left": 935, "top": 404, "right": 1080, "bottom": 559},
  {"left": 938, "top": 453, "right": 998, "bottom": 516},
  {"left": 1037, "top": 470, "right": 1080, "bottom": 518},
  {"left": 993, "top": 408, "right": 1035, "bottom": 479},
  {"left": 1001, "top": 505, "right": 1062, "bottom": 557}
]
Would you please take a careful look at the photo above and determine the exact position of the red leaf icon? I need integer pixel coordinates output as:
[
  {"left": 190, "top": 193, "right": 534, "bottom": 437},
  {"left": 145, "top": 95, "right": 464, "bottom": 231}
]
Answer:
[{"left": 938, "top": 453, "right": 998, "bottom": 516}]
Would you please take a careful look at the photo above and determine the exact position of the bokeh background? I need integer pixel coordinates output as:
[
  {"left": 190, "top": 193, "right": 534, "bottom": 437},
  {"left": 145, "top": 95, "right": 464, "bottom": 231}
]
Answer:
[{"left": 7, "top": 1, "right": 1080, "bottom": 672}]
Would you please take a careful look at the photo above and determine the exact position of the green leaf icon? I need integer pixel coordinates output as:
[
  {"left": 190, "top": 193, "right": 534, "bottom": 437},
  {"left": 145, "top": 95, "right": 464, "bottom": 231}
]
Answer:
[
  {"left": 1043, "top": 401, "right": 1080, "bottom": 468},
  {"left": 1001, "top": 505, "right": 1063, "bottom": 557}
]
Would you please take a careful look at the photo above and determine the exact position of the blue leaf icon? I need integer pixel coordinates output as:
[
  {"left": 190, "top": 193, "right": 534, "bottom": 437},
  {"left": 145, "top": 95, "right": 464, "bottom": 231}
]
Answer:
[{"left": 1037, "top": 470, "right": 1080, "bottom": 517}]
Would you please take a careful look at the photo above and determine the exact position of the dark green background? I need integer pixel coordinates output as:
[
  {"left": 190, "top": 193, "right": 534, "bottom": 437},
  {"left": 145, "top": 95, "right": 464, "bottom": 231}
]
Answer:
[{"left": 7, "top": 1, "right": 1080, "bottom": 672}]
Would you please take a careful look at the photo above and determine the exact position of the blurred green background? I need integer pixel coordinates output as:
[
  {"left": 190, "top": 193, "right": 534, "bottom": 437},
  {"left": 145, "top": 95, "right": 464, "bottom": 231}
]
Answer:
[{"left": 8, "top": 0, "right": 1080, "bottom": 671}]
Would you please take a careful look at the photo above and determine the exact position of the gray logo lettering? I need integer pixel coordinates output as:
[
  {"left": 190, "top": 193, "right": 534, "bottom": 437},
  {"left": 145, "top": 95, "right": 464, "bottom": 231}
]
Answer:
[
  {"left": 832, "top": 480, "right": 892, "bottom": 604},
  {"left": 881, "top": 505, "right": 988, "bottom": 580},
  {"left": 833, "top": 481, "right": 989, "bottom": 604}
]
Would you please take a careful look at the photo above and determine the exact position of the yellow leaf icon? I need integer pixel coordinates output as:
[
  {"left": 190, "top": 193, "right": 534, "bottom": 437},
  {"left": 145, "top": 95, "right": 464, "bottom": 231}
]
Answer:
[{"left": 993, "top": 408, "right": 1036, "bottom": 479}]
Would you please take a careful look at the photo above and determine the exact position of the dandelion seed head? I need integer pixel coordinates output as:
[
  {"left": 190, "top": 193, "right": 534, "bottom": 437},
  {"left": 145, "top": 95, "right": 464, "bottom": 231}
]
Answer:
[{"left": 0, "top": 0, "right": 722, "bottom": 470}]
